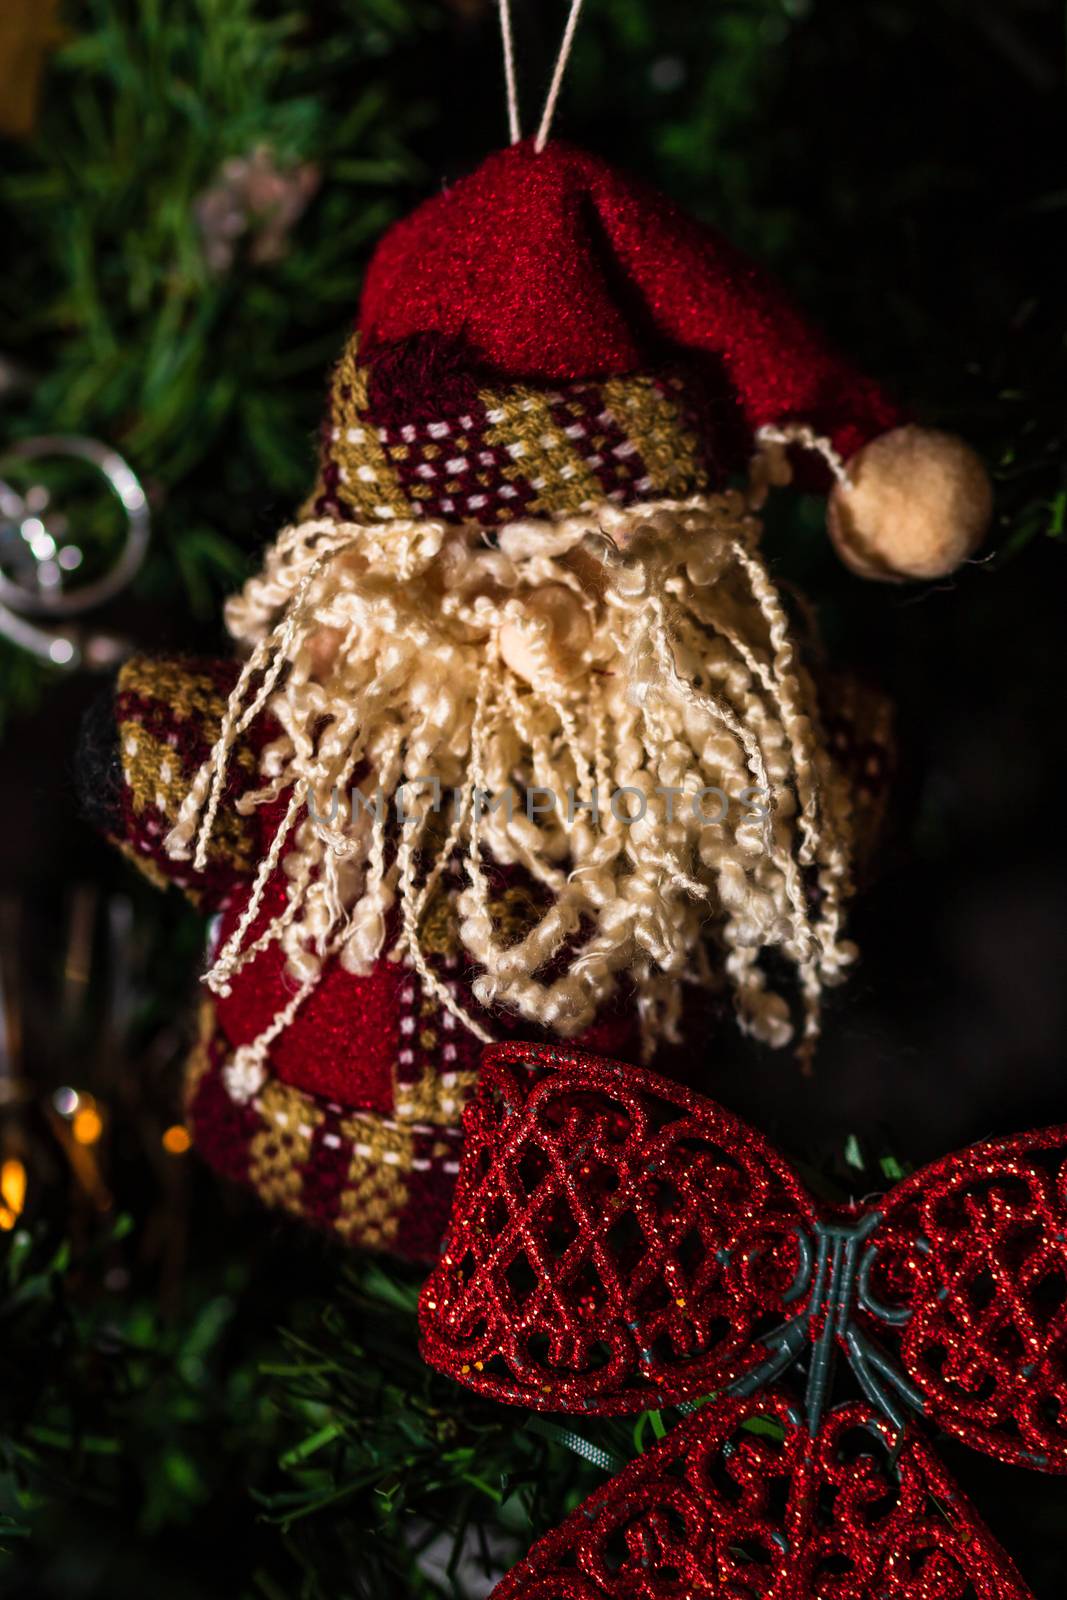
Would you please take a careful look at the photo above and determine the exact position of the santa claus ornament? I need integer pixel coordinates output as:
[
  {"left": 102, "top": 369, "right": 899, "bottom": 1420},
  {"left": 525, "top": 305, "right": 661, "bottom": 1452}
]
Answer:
[{"left": 84, "top": 1, "right": 991, "bottom": 1258}]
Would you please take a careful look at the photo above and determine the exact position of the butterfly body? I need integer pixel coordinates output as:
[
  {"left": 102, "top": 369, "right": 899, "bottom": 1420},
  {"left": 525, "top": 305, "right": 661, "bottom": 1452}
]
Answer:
[{"left": 728, "top": 1212, "right": 928, "bottom": 1441}]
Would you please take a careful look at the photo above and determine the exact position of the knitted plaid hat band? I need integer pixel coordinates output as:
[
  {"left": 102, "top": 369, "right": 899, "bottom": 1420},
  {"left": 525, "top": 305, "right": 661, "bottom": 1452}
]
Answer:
[{"left": 312, "top": 337, "right": 715, "bottom": 528}]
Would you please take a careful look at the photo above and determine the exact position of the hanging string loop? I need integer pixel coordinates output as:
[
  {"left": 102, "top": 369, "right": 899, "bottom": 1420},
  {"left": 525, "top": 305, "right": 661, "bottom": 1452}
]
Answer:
[
  {"left": 496, "top": 0, "right": 588, "bottom": 153},
  {"left": 535, "top": 0, "right": 586, "bottom": 152},
  {"left": 498, "top": 0, "right": 522, "bottom": 145}
]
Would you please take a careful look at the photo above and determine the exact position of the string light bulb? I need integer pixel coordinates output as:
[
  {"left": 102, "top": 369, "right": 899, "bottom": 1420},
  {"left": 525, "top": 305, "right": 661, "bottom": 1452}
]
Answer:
[{"left": 0, "top": 1156, "right": 26, "bottom": 1229}]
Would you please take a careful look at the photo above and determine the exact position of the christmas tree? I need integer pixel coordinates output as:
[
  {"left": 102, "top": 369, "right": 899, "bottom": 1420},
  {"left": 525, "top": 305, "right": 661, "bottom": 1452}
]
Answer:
[{"left": 1, "top": 2, "right": 1065, "bottom": 1596}]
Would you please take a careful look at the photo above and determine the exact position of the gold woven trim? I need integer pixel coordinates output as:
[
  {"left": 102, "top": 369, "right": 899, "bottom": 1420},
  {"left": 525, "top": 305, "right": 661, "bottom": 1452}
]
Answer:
[
  {"left": 394, "top": 1066, "right": 479, "bottom": 1127},
  {"left": 333, "top": 1112, "right": 412, "bottom": 1249},
  {"left": 600, "top": 375, "right": 707, "bottom": 499},
  {"left": 329, "top": 343, "right": 410, "bottom": 520},
  {"left": 322, "top": 347, "right": 709, "bottom": 524},
  {"left": 118, "top": 719, "right": 257, "bottom": 869},
  {"left": 248, "top": 1080, "right": 323, "bottom": 1218},
  {"left": 118, "top": 657, "right": 231, "bottom": 721},
  {"left": 482, "top": 386, "right": 604, "bottom": 517}
]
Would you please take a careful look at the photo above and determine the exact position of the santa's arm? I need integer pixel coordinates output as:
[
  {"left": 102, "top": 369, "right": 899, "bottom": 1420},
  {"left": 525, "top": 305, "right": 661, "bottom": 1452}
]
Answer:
[{"left": 76, "top": 655, "right": 265, "bottom": 909}]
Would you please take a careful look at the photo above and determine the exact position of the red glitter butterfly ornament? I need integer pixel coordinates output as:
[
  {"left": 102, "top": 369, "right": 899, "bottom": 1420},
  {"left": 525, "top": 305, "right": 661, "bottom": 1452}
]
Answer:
[{"left": 419, "top": 1042, "right": 1067, "bottom": 1597}]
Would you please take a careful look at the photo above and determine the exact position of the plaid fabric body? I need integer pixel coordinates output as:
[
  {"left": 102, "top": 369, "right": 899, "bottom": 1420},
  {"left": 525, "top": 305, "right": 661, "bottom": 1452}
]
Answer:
[{"left": 104, "top": 655, "right": 893, "bottom": 1259}]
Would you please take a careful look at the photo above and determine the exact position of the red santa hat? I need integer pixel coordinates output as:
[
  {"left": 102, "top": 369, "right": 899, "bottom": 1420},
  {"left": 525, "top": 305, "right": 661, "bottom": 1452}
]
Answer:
[{"left": 311, "top": 138, "right": 989, "bottom": 579}]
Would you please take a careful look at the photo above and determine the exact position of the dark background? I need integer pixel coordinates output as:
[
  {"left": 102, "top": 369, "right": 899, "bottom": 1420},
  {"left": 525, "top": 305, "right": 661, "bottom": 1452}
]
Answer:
[{"left": 1, "top": 1, "right": 1065, "bottom": 1594}]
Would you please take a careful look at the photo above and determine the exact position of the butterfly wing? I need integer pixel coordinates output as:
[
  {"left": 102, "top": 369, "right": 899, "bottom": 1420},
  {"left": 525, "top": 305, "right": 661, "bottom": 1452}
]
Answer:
[
  {"left": 870, "top": 1124, "right": 1067, "bottom": 1471},
  {"left": 491, "top": 1393, "right": 1033, "bottom": 1600},
  {"left": 420, "top": 1042, "right": 818, "bottom": 1413}
]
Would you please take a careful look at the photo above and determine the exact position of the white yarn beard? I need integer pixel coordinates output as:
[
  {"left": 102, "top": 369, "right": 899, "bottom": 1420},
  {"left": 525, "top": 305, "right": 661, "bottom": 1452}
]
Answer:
[{"left": 167, "top": 493, "right": 856, "bottom": 1091}]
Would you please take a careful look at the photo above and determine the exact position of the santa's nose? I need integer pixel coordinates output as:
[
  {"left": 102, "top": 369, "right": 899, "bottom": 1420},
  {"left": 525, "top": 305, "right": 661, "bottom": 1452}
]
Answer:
[{"left": 498, "top": 582, "right": 592, "bottom": 685}]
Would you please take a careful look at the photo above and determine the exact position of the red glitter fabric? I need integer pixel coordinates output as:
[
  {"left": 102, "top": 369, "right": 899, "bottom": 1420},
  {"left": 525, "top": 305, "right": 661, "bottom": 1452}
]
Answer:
[
  {"left": 419, "top": 1041, "right": 1067, "bottom": 1597},
  {"left": 422, "top": 1043, "right": 814, "bottom": 1412},
  {"left": 492, "top": 1395, "right": 1030, "bottom": 1600},
  {"left": 213, "top": 869, "right": 407, "bottom": 1112},
  {"left": 421, "top": 1042, "right": 1067, "bottom": 1455},
  {"left": 872, "top": 1137, "right": 1067, "bottom": 1470},
  {"left": 359, "top": 139, "right": 901, "bottom": 470}
]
